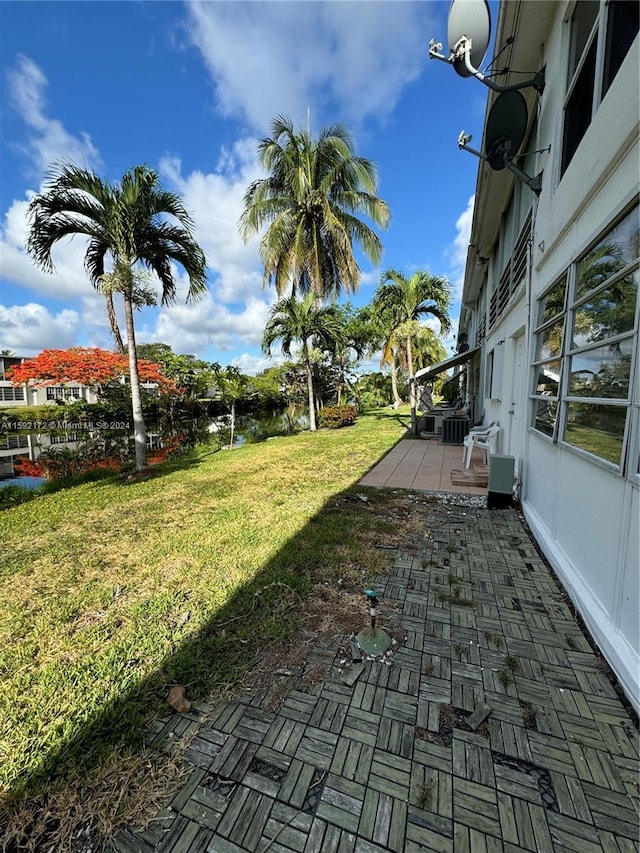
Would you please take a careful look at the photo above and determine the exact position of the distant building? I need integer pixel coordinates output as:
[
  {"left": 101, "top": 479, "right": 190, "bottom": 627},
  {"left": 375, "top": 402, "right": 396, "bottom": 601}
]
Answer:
[
  {"left": 422, "top": 1, "right": 639, "bottom": 711},
  {"left": 0, "top": 354, "right": 100, "bottom": 477}
]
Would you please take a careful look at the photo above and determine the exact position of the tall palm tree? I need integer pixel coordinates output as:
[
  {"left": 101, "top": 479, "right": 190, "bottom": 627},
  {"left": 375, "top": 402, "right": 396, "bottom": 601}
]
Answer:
[
  {"left": 262, "top": 293, "right": 346, "bottom": 431},
  {"left": 405, "top": 322, "right": 448, "bottom": 373},
  {"left": 373, "top": 269, "right": 452, "bottom": 434},
  {"left": 107, "top": 296, "right": 125, "bottom": 352},
  {"left": 240, "top": 114, "right": 389, "bottom": 300},
  {"left": 26, "top": 163, "right": 207, "bottom": 470}
]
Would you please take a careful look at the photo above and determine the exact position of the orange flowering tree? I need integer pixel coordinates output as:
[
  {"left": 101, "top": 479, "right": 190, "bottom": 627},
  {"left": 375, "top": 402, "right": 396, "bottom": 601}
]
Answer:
[
  {"left": 7, "top": 349, "right": 182, "bottom": 480},
  {"left": 8, "top": 348, "right": 178, "bottom": 396}
]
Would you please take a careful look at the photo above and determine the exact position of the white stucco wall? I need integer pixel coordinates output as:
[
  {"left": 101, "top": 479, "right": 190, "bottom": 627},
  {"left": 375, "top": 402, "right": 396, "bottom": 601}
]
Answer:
[{"left": 469, "top": 6, "right": 639, "bottom": 711}]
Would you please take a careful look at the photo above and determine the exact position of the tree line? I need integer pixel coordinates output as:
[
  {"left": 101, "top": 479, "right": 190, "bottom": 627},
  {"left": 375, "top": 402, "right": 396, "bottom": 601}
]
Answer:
[{"left": 23, "top": 114, "right": 452, "bottom": 469}]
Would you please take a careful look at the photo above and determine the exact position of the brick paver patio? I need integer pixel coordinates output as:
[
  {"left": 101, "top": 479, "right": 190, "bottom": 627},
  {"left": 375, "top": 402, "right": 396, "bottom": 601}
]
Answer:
[{"left": 114, "top": 480, "right": 639, "bottom": 851}]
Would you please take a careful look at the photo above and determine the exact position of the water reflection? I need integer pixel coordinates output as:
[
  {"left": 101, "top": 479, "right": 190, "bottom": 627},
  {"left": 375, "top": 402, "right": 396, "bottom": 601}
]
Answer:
[
  {"left": 0, "top": 476, "right": 47, "bottom": 490},
  {"left": 208, "top": 409, "right": 310, "bottom": 447}
]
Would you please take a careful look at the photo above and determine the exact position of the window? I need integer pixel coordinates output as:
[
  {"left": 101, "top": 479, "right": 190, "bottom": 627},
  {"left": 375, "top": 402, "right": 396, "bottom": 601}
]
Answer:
[
  {"left": 488, "top": 211, "right": 532, "bottom": 329},
  {"left": 0, "top": 358, "right": 22, "bottom": 382},
  {"left": 562, "top": 0, "right": 639, "bottom": 175},
  {"left": 531, "top": 205, "right": 639, "bottom": 469},
  {"left": 49, "top": 432, "right": 80, "bottom": 445},
  {"left": 0, "top": 387, "right": 24, "bottom": 402},
  {"left": 46, "top": 386, "right": 81, "bottom": 401},
  {"left": 531, "top": 275, "right": 568, "bottom": 437},
  {"left": 0, "top": 436, "right": 29, "bottom": 450}
]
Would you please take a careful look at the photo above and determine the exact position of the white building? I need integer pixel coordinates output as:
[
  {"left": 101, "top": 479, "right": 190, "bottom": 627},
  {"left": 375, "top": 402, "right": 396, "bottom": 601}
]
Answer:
[
  {"left": 0, "top": 354, "right": 98, "bottom": 477},
  {"left": 427, "top": 1, "right": 639, "bottom": 711}
]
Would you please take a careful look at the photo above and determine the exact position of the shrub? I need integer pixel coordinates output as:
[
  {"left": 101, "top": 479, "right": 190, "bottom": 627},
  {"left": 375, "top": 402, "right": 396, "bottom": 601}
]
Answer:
[
  {"left": 318, "top": 405, "right": 358, "bottom": 429},
  {"left": 13, "top": 457, "right": 46, "bottom": 478}
]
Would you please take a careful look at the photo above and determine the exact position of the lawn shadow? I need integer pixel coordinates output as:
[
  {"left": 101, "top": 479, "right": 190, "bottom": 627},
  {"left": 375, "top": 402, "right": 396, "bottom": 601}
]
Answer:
[{"left": 116, "top": 447, "right": 212, "bottom": 486}]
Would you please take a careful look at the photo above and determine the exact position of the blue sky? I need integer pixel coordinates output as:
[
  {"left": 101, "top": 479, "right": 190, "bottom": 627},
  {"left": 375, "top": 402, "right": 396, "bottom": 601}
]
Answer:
[{"left": 0, "top": 0, "right": 493, "bottom": 373}]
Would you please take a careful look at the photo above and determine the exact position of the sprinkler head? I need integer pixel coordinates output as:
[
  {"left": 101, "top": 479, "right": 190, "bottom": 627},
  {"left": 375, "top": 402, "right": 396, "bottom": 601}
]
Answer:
[
  {"left": 364, "top": 589, "right": 379, "bottom": 607},
  {"left": 357, "top": 588, "right": 391, "bottom": 655},
  {"left": 356, "top": 626, "right": 392, "bottom": 656}
]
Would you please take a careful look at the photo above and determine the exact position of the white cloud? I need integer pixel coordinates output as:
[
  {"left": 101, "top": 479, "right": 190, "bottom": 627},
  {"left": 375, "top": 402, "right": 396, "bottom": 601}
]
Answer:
[
  {"left": 6, "top": 55, "right": 101, "bottom": 177},
  {"left": 0, "top": 197, "right": 96, "bottom": 299},
  {"left": 0, "top": 303, "right": 80, "bottom": 354},
  {"left": 143, "top": 293, "right": 272, "bottom": 358},
  {"left": 447, "top": 194, "right": 474, "bottom": 299},
  {"left": 185, "top": 1, "right": 432, "bottom": 131},
  {"left": 1, "top": 56, "right": 104, "bottom": 302},
  {"left": 231, "top": 352, "right": 280, "bottom": 376},
  {"left": 160, "top": 149, "right": 267, "bottom": 306}
]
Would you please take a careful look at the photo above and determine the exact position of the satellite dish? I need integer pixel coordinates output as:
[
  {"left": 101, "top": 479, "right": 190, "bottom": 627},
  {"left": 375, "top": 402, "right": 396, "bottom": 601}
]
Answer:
[
  {"left": 447, "top": 0, "right": 491, "bottom": 77},
  {"left": 485, "top": 90, "right": 528, "bottom": 170}
]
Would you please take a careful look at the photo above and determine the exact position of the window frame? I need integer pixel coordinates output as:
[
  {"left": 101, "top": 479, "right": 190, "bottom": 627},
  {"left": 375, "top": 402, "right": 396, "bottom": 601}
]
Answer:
[
  {"left": 530, "top": 274, "right": 568, "bottom": 440},
  {"left": 561, "top": 0, "right": 639, "bottom": 175},
  {"left": 530, "top": 203, "right": 640, "bottom": 474}
]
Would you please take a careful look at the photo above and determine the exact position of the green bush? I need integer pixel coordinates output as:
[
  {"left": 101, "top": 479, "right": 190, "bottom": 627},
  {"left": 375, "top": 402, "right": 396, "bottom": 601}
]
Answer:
[{"left": 318, "top": 405, "right": 358, "bottom": 429}]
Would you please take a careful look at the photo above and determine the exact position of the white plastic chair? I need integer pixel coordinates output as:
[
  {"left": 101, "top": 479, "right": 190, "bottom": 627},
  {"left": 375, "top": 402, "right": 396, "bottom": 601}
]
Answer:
[
  {"left": 463, "top": 424, "right": 500, "bottom": 469},
  {"left": 461, "top": 423, "right": 490, "bottom": 465}
]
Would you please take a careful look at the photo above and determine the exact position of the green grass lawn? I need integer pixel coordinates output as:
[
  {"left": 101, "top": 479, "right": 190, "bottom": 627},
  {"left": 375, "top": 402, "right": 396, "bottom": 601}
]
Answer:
[{"left": 0, "top": 408, "right": 407, "bottom": 826}]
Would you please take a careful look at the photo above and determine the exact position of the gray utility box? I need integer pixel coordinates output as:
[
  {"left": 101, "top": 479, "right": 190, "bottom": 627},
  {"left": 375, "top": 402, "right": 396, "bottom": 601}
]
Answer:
[{"left": 488, "top": 455, "right": 515, "bottom": 509}]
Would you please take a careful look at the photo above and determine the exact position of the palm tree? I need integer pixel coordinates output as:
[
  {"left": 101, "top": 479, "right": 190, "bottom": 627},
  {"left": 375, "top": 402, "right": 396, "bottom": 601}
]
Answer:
[
  {"left": 373, "top": 269, "right": 452, "bottom": 434},
  {"left": 101, "top": 283, "right": 125, "bottom": 353},
  {"left": 240, "top": 115, "right": 389, "bottom": 300},
  {"left": 355, "top": 371, "right": 395, "bottom": 409},
  {"left": 26, "top": 163, "right": 207, "bottom": 470},
  {"left": 369, "top": 303, "right": 405, "bottom": 408},
  {"left": 331, "top": 304, "right": 378, "bottom": 405},
  {"left": 407, "top": 323, "right": 448, "bottom": 374},
  {"left": 262, "top": 293, "right": 346, "bottom": 431}
]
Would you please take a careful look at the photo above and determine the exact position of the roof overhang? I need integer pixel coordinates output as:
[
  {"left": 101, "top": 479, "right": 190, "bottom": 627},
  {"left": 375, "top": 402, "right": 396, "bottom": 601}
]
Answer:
[
  {"left": 461, "top": 2, "right": 556, "bottom": 308},
  {"left": 414, "top": 347, "right": 479, "bottom": 382}
]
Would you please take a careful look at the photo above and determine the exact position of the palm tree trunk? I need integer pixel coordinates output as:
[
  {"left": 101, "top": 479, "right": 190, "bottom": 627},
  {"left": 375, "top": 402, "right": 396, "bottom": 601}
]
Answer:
[
  {"left": 123, "top": 293, "right": 148, "bottom": 470},
  {"left": 229, "top": 400, "right": 235, "bottom": 450},
  {"left": 407, "top": 334, "right": 417, "bottom": 435},
  {"left": 337, "top": 355, "right": 346, "bottom": 406},
  {"left": 306, "top": 354, "right": 317, "bottom": 431},
  {"left": 105, "top": 291, "right": 125, "bottom": 353},
  {"left": 390, "top": 361, "right": 403, "bottom": 407}
]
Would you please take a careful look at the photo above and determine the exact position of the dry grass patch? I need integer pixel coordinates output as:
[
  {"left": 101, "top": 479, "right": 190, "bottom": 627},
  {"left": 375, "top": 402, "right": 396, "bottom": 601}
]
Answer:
[{"left": 2, "top": 747, "right": 188, "bottom": 853}]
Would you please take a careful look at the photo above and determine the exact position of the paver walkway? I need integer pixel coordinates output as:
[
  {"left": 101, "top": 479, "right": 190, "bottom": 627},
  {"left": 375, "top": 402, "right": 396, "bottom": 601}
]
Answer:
[
  {"left": 358, "top": 439, "right": 486, "bottom": 496},
  {"left": 114, "top": 499, "right": 639, "bottom": 853}
]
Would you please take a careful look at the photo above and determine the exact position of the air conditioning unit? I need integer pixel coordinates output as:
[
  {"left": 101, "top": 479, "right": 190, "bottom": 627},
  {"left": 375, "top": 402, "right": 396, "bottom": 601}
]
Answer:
[{"left": 442, "top": 417, "right": 471, "bottom": 445}]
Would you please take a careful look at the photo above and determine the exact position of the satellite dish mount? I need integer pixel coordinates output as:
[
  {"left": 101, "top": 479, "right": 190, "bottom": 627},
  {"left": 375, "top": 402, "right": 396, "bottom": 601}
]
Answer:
[
  {"left": 430, "top": 37, "right": 545, "bottom": 94},
  {"left": 429, "top": 0, "right": 545, "bottom": 94},
  {"left": 457, "top": 131, "right": 542, "bottom": 196}
]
